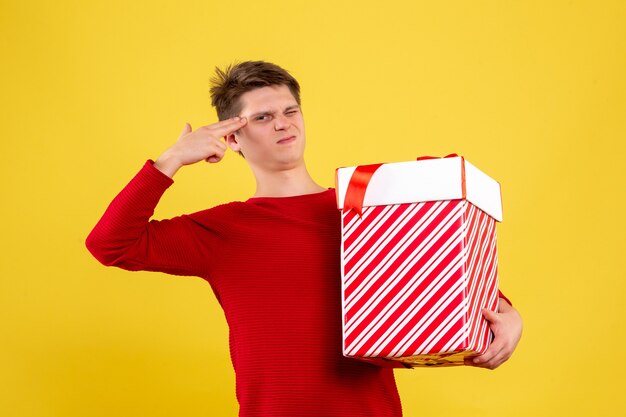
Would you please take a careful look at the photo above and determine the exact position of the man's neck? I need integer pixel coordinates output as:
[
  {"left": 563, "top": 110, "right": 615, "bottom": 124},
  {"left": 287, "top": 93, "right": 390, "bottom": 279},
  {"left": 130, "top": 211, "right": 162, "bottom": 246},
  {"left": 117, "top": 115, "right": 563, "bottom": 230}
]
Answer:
[{"left": 251, "top": 163, "right": 326, "bottom": 198}]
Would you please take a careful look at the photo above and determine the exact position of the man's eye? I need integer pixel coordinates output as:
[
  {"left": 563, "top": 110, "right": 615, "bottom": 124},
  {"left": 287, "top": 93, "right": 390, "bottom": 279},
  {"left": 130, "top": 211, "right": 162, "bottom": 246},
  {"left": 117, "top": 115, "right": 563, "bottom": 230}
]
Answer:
[
  {"left": 257, "top": 115, "right": 271, "bottom": 120},
  {"left": 286, "top": 110, "right": 298, "bottom": 115}
]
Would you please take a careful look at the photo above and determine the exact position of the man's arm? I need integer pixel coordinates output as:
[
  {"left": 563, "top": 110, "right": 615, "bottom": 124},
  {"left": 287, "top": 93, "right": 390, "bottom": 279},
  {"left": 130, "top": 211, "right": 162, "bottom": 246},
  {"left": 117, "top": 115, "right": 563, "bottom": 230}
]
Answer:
[
  {"left": 85, "top": 117, "right": 248, "bottom": 275},
  {"left": 464, "top": 296, "right": 523, "bottom": 369}
]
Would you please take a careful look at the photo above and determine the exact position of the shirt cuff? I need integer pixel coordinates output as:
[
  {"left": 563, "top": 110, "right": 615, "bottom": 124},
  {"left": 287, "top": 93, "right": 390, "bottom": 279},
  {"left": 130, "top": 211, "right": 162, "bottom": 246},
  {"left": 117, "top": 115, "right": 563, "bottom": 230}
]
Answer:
[
  {"left": 144, "top": 159, "right": 175, "bottom": 185},
  {"left": 498, "top": 289, "right": 513, "bottom": 307}
]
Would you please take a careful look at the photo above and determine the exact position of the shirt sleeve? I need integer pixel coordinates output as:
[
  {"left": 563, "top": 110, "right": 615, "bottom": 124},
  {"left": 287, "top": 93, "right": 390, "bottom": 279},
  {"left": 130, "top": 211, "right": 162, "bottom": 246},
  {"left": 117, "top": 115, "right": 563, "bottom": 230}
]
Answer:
[
  {"left": 498, "top": 289, "right": 513, "bottom": 307},
  {"left": 85, "top": 159, "right": 213, "bottom": 278}
]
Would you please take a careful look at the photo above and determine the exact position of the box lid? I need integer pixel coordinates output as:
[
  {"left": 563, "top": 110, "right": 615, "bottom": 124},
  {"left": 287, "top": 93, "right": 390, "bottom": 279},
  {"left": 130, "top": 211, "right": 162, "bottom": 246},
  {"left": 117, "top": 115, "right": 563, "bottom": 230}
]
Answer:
[{"left": 335, "top": 156, "right": 503, "bottom": 222}]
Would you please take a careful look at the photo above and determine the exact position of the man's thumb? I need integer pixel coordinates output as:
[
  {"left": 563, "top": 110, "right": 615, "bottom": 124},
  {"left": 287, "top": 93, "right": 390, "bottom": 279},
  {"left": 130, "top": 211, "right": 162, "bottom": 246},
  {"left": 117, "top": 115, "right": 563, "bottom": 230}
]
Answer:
[
  {"left": 482, "top": 308, "right": 499, "bottom": 324},
  {"left": 179, "top": 122, "right": 192, "bottom": 138}
]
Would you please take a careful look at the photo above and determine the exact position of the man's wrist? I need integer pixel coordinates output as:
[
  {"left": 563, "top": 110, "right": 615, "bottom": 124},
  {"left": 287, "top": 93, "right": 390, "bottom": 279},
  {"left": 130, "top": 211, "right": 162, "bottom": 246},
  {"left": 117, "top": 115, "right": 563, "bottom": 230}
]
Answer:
[
  {"left": 498, "top": 297, "right": 512, "bottom": 311},
  {"left": 154, "top": 152, "right": 183, "bottom": 178}
]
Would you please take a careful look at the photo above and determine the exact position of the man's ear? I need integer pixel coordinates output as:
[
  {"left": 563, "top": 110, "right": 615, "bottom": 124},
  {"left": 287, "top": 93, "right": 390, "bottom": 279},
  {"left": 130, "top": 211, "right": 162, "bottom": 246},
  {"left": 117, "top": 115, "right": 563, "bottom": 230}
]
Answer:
[{"left": 225, "top": 133, "right": 241, "bottom": 152}]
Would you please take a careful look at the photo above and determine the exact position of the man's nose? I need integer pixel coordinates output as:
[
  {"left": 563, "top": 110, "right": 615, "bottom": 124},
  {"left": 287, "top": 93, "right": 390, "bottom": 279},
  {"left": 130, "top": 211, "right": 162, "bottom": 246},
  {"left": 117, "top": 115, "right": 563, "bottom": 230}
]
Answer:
[{"left": 274, "top": 113, "right": 290, "bottom": 130}]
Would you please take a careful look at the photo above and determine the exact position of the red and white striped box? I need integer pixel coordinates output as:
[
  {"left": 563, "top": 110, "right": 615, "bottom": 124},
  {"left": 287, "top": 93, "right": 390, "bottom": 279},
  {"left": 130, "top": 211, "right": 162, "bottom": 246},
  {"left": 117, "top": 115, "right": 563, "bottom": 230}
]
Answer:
[{"left": 335, "top": 155, "right": 503, "bottom": 368}]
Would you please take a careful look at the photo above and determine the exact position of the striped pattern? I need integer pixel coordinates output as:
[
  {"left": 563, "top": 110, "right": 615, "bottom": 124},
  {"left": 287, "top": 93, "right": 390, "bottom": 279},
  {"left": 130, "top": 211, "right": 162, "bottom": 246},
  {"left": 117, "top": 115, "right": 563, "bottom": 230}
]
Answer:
[{"left": 341, "top": 199, "right": 499, "bottom": 367}]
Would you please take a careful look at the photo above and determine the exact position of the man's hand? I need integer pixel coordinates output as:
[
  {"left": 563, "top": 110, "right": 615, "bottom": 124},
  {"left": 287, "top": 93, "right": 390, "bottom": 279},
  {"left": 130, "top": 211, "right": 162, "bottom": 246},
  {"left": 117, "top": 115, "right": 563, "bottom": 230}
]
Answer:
[
  {"left": 464, "top": 298, "right": 523, "bottom": 370},
  {"left": 154, "top": 116, "right": 248, "bottom": 178}
]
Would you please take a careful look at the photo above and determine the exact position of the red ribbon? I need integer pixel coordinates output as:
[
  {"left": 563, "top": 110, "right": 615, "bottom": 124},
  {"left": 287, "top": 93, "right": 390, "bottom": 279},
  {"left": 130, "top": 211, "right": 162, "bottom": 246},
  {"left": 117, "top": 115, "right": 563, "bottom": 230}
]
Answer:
[
  {"left": 343, "top": 154, "right": 461, "bottom": 217},
  {"left": 415, "top": 153, "right": 459, "bottom": 161},
  {"left": 343, "top": 163, "right": 383, "bottom": 217}
]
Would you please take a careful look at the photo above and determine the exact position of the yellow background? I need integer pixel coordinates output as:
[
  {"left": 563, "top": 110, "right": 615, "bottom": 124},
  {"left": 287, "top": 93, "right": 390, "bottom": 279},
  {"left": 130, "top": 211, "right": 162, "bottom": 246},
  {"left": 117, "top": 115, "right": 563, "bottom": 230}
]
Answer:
[{"left": 2, "top": 1, "right": 625, "bottom": 416}]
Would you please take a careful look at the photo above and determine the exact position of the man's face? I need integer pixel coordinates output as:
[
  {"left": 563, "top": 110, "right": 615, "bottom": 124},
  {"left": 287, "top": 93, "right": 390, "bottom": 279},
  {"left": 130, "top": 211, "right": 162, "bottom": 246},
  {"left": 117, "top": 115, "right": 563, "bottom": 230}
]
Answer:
[{"left": 226, "top": 84, "right": 306, "bottom": 172}]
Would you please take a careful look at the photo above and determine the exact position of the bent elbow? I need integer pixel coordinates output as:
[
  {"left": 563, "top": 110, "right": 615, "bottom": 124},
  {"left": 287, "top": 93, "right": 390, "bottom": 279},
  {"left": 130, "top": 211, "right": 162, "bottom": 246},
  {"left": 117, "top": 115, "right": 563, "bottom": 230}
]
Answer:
[{"left": 85, "top": 230, "right": 122, "bottom": 267}]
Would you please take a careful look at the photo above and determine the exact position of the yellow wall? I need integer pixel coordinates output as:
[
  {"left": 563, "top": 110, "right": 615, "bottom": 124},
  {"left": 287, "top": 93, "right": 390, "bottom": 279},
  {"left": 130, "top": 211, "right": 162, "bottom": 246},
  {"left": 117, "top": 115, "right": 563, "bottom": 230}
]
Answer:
[{"left": 2, "top": 1, "right": 625, "bottom": 415}]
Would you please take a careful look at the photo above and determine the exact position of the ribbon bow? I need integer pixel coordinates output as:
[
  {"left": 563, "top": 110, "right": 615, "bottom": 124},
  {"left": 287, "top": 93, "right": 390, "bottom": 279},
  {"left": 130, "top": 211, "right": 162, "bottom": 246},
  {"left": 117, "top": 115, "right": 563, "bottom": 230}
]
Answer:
[{"left": 343, "top": 153, "right": 459, "bottom": 217}]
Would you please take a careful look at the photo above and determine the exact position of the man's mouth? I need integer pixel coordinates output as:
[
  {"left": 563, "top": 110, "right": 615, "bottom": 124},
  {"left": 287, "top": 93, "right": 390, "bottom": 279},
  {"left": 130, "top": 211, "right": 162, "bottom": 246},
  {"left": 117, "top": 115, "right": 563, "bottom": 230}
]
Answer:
[{"left": 277, "top": 135, "right": 296, "bottom": 144}]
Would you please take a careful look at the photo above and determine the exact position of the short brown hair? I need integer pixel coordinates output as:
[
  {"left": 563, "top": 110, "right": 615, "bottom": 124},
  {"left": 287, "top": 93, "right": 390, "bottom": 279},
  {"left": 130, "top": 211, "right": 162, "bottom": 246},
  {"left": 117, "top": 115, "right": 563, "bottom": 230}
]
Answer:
[{"left": 209, "top": 60, "right": 301, "bottom": 121}]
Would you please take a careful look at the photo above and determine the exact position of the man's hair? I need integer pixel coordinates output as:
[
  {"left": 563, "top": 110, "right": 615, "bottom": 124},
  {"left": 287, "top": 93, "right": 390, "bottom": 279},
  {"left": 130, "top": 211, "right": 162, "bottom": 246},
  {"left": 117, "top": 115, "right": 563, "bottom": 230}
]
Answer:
[{"left": 209, "top": 60, "right": 301, "bottom": 122}]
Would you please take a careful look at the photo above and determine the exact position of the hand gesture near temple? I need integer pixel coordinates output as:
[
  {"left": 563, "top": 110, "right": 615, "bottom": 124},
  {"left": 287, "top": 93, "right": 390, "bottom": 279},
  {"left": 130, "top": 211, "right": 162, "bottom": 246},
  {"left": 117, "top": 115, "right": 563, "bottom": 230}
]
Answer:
[
  {"left": 154, "top": 116, "right": 248, "bottom": 177},
  {"left": 464, "top": 298, "right": 523, "bottom": 369}
]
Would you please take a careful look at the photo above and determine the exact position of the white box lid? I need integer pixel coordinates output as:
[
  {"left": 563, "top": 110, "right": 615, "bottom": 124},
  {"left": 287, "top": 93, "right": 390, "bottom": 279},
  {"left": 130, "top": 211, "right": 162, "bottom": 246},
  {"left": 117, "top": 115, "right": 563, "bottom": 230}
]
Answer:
[{"left": 335, "top": 156, "right": 503, "bottom": 222}]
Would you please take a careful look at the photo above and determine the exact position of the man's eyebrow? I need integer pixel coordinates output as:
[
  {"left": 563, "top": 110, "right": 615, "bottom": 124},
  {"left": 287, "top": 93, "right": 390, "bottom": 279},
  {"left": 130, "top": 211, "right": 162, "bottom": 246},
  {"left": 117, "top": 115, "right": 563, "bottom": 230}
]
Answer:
[{"left": 249, "top": 105, "right": 300, "bottom": 118}]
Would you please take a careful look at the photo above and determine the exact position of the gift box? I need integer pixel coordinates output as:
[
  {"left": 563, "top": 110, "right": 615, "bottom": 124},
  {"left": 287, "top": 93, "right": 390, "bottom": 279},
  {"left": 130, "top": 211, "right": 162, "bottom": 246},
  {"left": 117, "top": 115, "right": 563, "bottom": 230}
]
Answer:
[{"left": 335, "top": 154, "right": 503, "bottom": 367}]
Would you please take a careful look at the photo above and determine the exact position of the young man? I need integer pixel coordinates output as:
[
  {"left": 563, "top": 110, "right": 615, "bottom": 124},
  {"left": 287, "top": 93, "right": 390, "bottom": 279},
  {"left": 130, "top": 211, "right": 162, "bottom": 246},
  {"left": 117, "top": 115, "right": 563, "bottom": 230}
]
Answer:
[{"left": 85, "top": 61, "right": 522, "bottom": 417}]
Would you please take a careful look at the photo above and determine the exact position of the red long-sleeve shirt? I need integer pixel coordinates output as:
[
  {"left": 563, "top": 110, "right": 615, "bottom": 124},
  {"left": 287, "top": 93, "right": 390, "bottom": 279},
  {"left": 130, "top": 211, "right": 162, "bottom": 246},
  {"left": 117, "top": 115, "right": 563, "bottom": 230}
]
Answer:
[
  {"left": 85, "top": 159, "right": 404, "bottom": 417},
  {"left": 85, "top": 159, "right": 512, "bottom": 417}
]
